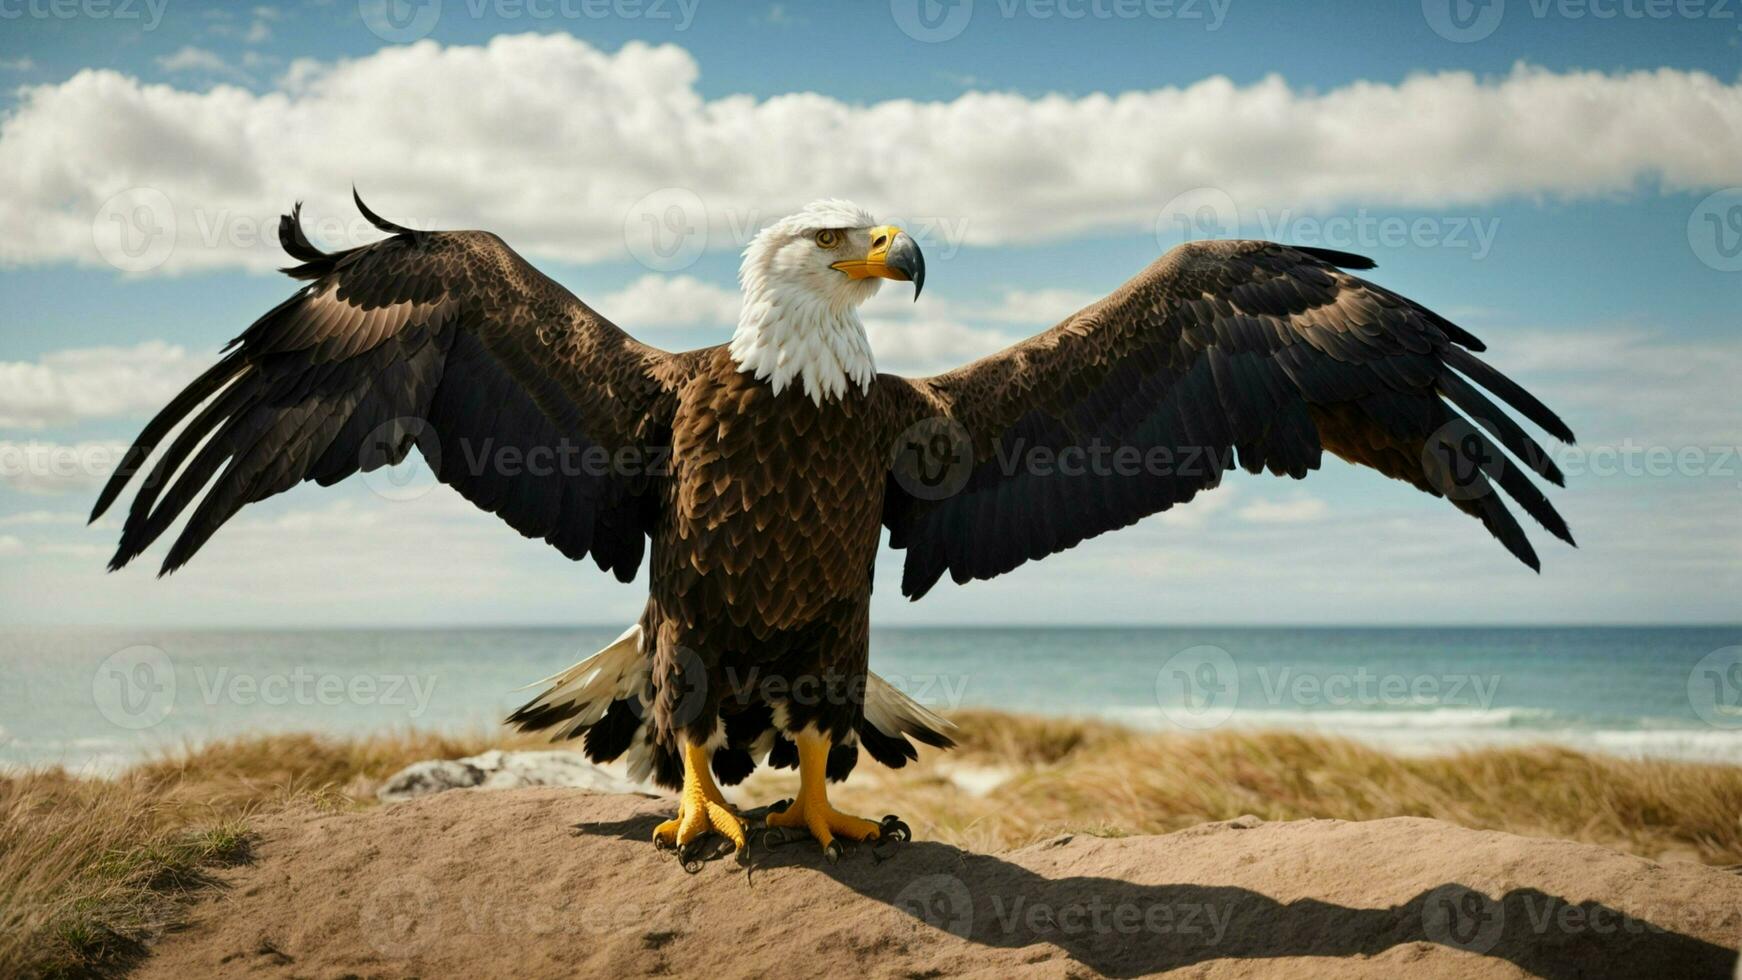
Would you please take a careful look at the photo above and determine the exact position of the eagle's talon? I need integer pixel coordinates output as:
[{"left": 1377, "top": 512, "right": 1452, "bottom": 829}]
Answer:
[
  {"left": 760, "top": 731, "right": 891, "bottom": 859},
  {"left": 652, "top": 740, "right": 747, "bottom": 864},
  {"left": 765, "top": 797, "right": 883, "bottom": 846},
  {"left": 767, "top": 798, "right": 794, "bottom": 815},
  {"left": 679, "top": 834, "right": 730, "bottom": 869},
  {"left": 879, "top": 815, "right": 911, "bottom": 843}
]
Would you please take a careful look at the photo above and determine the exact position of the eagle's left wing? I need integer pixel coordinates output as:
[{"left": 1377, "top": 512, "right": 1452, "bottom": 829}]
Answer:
[
  {"left": 882, "top": 239, "right": 1576, "bottom": 599},
  {"left": 93, "top": 193, "right": 690, "bottom": 579}
]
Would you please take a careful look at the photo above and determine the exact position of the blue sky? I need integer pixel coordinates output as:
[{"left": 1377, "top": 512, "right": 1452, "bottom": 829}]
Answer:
[{"left": 0, "top": 0, "right": 1738, "bottom": 626}]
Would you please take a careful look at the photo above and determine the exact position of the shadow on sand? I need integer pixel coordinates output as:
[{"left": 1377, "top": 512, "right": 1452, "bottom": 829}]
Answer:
[{"left": 578, "top": 811, "right": 1735, "bottom": 979}]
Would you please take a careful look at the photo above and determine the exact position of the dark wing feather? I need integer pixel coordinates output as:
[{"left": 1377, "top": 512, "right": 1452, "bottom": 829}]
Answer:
[
  {"left": 94, "top": 195, "right": 684, "bottom": 577},
  {"left": 882, "top": 239, "right": 1576, "bottom": 599}
]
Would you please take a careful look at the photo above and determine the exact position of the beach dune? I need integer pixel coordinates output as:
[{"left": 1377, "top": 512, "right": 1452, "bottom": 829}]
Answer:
[{"left": 135, "top": 787, "right": 1741, "bottom": 979}]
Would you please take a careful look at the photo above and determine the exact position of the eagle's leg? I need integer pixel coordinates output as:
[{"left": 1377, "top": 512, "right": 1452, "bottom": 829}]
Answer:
[
  {"left": 651, "top": 738, "right": 747, "bottom": 860},
  {"left": 764, "top": 729, "right": 885, "bottom": 862}
]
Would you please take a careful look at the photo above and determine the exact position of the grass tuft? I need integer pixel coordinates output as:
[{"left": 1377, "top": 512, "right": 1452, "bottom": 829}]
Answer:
[
  {"left": 789, "top": 710, "right": 1742, "bottom": 862},
  {"left": 0, "top": 773, "right": 251, "bottom": 978}
]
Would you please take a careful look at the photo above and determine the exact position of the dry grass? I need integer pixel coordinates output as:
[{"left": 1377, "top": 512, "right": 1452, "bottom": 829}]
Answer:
[
  {"left": 759, "top": 710, "right": 1742, "bottom": 864},
  {"left": 0, "top": 771, "right": 248, "bottom": 978},
  {"left": 126, "top": 728, "right": 547, "bottom": 817},
  {"left": 6, "top": 712, "right": 1741, "bottom": 976}
]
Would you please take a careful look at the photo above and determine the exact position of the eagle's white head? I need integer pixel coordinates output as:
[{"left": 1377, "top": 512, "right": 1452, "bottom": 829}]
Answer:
[{"left": 729, "top": 199, "right": 925, "bottom": 404}]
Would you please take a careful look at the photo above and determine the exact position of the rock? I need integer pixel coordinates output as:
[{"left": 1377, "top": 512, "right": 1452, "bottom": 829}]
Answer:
[
  {"left": 943, "top": 763, "right": 1013, "bottom": 797},
  {"left": 376, "top": 750, "right": 646, "bottom": 802},
  {"left": 375, "top": 759, "right": 485, "bottom": 801}
]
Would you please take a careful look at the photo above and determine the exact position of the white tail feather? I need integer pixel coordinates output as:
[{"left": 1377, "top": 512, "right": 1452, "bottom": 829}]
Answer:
[
  {"left": 864, "top": 671, "right": 956, "bottom": 740},
  {"left": 624, "top": 727, "right": 660, "bottom": 784},
  {"left": 513, "top": 632, "right": 951, "bottom": 776},
  {"left": 514, "top": 624, "right": 646, "bottom": 732}
]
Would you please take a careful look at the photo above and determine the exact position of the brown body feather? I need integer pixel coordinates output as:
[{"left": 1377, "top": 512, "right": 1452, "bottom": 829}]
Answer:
[{"left": 649, "top": 349, "right": 892, "bottom": 756}]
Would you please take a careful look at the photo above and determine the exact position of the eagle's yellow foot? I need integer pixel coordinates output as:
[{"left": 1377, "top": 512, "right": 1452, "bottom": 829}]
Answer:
[
  {"left": 652, "top": 740, "right": 747, "bottom": 870},
  {"left": 767, "top": 793, "right": 881, "bottom": 841},
  {"left": 762, "top": 730, "right": 911, "bottom": 863}
]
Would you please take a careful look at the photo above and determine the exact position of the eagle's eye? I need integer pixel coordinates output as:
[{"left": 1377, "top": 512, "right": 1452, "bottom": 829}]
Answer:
[{"left": 815, "top": 229, "right": 843, "bottom": 249}]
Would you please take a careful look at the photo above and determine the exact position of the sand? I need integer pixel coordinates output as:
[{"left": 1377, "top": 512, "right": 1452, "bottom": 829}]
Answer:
[{"left": 136, "top": 788, "right": 1741, "bottom": 979}]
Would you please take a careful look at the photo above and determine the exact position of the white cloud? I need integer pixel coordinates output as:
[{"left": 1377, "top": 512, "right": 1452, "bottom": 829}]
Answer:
[
  {"left": 1154, "top": 482, "right": 1239, "bottom": 530},
  {"left": 0, "top": 58, "right": 35, "bottom": 72},
  {"left": 155, "top": 46, "right": 232, "bottom": 74},
  {"left": 0, "top": 510, "right": 87, "bottom": 527},
  {"left": 0, "top": 487, "right": 650, "bottom": 627},
  {"left": 0, "top": 441, "right": 128, "bottom": 495},
  {"left": 1483, "top": 328, "right": 1742, "bottom": 448},
  {"left": 862, "top": 313, "right": 1020, "bottom": 376},
  {"left": 973, "top": 288, "right": 1101, "bottom": 324},
  {"left": 205, "top": 7, "right": 275, "bottom": 44},
  {"left": 0, "top": 535, "right": 23, "bottom": 556},
  {"left": 596, "top": 274, "right": 739, "bottom": 328},
  {"left": 1237, "top": 496, "right": 1330, "bottom": 524},
  {"left": 33, "top": 542, "right": 107, "bottom": 559},
  {"left": 860, "top": 282, "right": 1101, "bottom": 374},
  {"left": 2, "top": 35, "right": 1737, "bottom": 273},
  {"left": 0, "top": 341, "right": 207, "bottom": 429}
]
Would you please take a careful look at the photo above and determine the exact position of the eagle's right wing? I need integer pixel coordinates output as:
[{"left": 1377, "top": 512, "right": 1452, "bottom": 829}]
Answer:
[
  {"left": 94, "top": 193, "right": 688, "bottom": 580},
  {"left": 881, "top": 239, "right": 1576, "bottom": 599}
]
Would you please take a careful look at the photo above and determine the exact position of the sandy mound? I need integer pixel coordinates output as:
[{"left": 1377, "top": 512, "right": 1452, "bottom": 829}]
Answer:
[{"left": 138, "top": 789, "right": 1740, "bottom": 979}]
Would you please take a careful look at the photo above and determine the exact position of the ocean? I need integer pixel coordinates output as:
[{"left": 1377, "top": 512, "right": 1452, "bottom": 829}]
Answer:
[{"left": 3, "top": 626, "right": 1740, "bottom": 773}]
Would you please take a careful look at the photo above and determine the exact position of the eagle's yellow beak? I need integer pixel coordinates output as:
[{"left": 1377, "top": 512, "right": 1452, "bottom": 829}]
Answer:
[{"left": 831, "top": 225, "right": 926, "bottom": 300}]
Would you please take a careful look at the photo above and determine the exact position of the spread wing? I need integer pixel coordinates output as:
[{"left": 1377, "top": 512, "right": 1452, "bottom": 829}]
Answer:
[
  {"left": 94, "top": 193, "right": 688, "bottom": 579},
  {"left": 882, "top": 239, "right": 1576, "bottom": 599}
]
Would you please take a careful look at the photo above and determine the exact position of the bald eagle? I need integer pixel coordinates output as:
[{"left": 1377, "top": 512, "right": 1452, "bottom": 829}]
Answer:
[{"left": 96, "top": 193, "right": 1574, "bottom": 864}]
